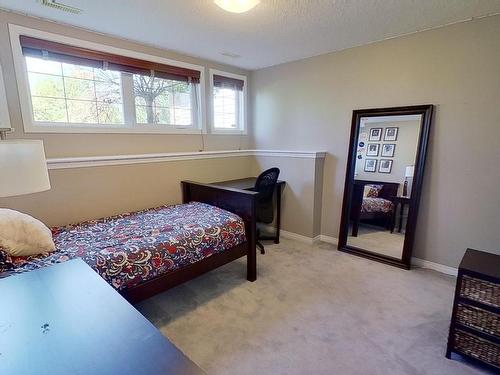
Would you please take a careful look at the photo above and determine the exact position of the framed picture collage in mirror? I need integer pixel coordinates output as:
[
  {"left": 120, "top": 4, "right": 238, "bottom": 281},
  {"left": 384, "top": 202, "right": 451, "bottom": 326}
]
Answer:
[{"left": 364, "top": 126, "right": 398, "bottom": 174}]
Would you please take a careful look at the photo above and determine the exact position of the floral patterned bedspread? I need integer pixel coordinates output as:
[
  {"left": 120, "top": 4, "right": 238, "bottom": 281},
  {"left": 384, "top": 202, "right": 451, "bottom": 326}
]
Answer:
[
  {"left": 0, "top": 202, "right": 246, "bottom": 291},
  {"left": 361, "top": 197, "right": 393, "bottom": 213}
]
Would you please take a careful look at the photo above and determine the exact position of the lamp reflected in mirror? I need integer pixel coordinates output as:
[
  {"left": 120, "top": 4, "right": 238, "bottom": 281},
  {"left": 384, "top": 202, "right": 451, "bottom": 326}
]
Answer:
[{"left": 403, "top": 165, "right": 414, "bottom": 197}]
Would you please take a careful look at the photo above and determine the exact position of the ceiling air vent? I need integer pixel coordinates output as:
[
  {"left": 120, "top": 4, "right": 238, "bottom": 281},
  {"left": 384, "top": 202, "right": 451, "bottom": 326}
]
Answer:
[{"left": 40, "top": 0, "right": 82, "bottom": 14}]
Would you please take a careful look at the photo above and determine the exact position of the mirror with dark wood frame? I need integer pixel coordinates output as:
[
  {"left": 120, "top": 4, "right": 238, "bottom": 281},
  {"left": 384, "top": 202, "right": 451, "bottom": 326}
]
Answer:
[{"left": 338, "top": 105, "right": 433, "bottom": 269}]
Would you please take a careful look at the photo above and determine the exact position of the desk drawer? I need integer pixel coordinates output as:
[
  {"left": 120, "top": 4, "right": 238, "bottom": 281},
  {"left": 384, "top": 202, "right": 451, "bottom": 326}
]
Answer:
[
  {"left": 454, "top": 330, "right": 500, "bottom": 369},
  {"left": 457, "top": 303, "right": 500, "bottom": 337},
  {"left": 460, "top": 275, "right": 500, "bottom": 308}
]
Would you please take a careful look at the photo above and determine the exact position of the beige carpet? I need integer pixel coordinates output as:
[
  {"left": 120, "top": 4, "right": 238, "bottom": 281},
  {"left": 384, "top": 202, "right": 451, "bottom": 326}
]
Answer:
[
  {"left": 347, "top": 224, "right": 405, "bottom": 258},
  {"left": 136, "top": 239, "right": 492, "bottom": 375}
]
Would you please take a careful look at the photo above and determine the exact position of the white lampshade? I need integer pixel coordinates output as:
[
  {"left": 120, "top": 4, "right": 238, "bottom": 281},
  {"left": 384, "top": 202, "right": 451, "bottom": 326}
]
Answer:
[
  {"left": 0, "top": 140, "right": 50, "bottom": 197},
  {"left": 405, "top": 166, "right": 415, "bottom": 178}
]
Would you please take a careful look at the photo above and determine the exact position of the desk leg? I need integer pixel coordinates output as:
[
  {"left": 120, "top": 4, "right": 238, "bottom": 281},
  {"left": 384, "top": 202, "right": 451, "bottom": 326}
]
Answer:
[
  {"left": 390, "top": 205, "right": 396, "bottom": 234},
  {"left": 275, "top": 186, "right": 282, "bottom": 244},
  {"left": 398, "top": 202, "right": 404, "bottom": 233},
  {"left": 247, "top": 218, "right": 257, "bottom": 281},
  {"left": 390, "top": 205, "right": 398, "bottom": 233}
]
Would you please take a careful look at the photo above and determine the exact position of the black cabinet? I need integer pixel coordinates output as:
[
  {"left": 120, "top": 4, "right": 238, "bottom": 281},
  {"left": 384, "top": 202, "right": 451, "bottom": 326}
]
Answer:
[{"left": 446, "top": 249, "right": 500, "bottom": 371}]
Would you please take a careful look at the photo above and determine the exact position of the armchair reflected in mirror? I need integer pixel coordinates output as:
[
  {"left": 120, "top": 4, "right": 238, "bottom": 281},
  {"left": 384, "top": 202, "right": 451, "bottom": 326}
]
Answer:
[{"left": 338, "top": 105, "right": 433, "bottom": 268}]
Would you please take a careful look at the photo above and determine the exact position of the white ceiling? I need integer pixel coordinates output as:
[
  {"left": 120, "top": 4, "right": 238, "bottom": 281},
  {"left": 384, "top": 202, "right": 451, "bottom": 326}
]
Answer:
[{"left": 0, "top": 0, "right": 499, "bottom": 70}]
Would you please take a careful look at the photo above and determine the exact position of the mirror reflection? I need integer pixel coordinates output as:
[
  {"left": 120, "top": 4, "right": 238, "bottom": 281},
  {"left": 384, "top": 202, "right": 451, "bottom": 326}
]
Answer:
[{"left": 347, "top": 114, "right": 421, "bottom": 259}]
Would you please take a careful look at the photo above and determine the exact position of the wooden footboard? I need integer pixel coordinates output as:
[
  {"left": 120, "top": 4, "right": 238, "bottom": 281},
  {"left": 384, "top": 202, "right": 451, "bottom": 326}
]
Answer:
[
  {"left": 181, "top": 180, "right": 258, "bottom": 281},
  {"left": 122, "top": 181, "right": 257, "bottom": 303}
]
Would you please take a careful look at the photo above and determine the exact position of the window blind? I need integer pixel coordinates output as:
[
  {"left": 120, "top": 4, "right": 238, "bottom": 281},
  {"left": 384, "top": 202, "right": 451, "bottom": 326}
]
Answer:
[{"left": 20, "top": 35, "right": 201, "bottom": 83}]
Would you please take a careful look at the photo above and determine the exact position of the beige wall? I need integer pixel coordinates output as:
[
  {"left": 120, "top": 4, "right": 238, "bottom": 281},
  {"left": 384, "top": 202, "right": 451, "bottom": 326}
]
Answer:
[
  {"left": 0, "top": 10, "right": 251, "bottom": 157},
  {"left": 251, "top": 156, "right": 323, "bottom": 238},
  {"left": 251, "top": 15, "right": 500, "bottom": 267},
  {"left": 0, "top": 157, "right": 254, "bottom": 227},
  {"left": 0, "top": 11, "right": 255, "bottom": 226},
  {"left": 1, "top": 10, "right": 499, "bottom": 268}
]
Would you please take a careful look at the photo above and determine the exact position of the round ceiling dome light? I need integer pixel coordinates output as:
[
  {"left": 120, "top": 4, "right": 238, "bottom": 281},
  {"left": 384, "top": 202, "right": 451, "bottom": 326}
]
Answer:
[{"left": 215, "top": 0, "right": 260, "bottom": 13}]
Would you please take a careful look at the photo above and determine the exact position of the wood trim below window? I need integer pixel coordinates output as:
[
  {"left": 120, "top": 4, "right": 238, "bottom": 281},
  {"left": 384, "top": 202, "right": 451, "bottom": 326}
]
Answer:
[
  {"left": 213, "top": 74, "right": 244, "bottom": 90},
  {"left": 20, "top": 35, "right": 201, "bottom": 83}
]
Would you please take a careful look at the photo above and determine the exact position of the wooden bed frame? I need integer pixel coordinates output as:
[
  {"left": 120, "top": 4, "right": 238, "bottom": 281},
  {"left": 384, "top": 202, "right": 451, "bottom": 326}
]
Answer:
[{"left": 121, "top": 181, "right": 258, "bottom": 303}]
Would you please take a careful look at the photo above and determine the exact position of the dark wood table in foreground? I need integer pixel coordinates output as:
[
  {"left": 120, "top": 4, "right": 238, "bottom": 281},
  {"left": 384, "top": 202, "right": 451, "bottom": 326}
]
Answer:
[
  {"left": 0, "top": 259, "right": 204, "bottom": 375},
  {"left": 211, "top": 177, "right": 286, "bottom": 243}
]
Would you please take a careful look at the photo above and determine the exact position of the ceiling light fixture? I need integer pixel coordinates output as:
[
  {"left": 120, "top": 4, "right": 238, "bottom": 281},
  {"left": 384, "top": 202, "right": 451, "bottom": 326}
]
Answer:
[{"left": 215, "top": 0, "right": 260, "bottom": 14}]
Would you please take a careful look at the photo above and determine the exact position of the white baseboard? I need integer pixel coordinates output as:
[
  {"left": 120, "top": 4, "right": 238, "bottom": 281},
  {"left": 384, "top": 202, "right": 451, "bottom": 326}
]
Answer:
[
  {"left": 318, "top": 235, "right": 338, "bottom": 245},
  {"left": 262, "top": 225, "right": 319, "bottom": 245},
  {"left": 280, "top": 229, "right": 318, "bottom": 245},
  {"left": 411, "top": 257, "right": 458, "bottom": 276},
  {"left": 263, "top": 225, "right": 336, "bottom": 246},
  {"left": 268, "top": 226, "right": 457, "bottom": 277}
]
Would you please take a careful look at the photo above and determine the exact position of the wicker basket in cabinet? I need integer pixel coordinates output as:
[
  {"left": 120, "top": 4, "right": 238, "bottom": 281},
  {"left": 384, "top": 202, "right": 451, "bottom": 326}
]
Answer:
[{"left": 446, "top": 249, "right": 500, "bottom": 371}]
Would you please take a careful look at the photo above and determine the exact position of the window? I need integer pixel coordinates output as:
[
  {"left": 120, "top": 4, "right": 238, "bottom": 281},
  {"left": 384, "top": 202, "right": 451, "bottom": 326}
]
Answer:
[
  {"left": 11, "top": 26, "right": 204, "bottom": 134},
  {"left": 26, "top": 57, "right": 124, "bottom": 124},
  {"left": 210, "top": 70, "right": 246, "bottom": 134},
  {"left": 133, "top": 74, "right": 194, "bottom": 126}
]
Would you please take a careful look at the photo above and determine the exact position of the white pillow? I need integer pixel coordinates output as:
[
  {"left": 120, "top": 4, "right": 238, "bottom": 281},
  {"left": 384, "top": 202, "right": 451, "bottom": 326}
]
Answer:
[
  {"left": 0, "top": 209, "right": 56, "bottom": 256},
  {"left": 363, "top": 184, "right": 383, "bottom": 198}
]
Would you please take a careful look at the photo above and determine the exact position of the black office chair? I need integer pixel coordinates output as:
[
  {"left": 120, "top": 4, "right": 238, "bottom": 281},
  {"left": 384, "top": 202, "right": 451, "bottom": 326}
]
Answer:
[{"left": 254, "top": 167, "right": 280, "bottom": 254}]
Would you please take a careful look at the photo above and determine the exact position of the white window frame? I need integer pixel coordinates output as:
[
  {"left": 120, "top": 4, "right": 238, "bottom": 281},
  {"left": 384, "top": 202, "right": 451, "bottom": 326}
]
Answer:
[
  {"left": 9, "top": 24, "right": 206, "bottom": 135},
  {"left": 209, "top": 69, "right": 247, "bottom": 135},
  {"left": 0, "top": 64, "right": 12, "bottom": 132}
]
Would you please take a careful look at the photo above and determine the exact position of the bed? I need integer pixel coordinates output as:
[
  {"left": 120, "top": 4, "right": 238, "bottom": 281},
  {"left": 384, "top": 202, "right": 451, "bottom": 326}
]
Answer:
[
  {"left": 360, "top": 196, "right": 394, "bottom": 214},
  {"left": 350, "top": 180, "right": 399, "bottom": 237},
  {"left": 0, "top": 181, "right": 258, "bottom": 302}
]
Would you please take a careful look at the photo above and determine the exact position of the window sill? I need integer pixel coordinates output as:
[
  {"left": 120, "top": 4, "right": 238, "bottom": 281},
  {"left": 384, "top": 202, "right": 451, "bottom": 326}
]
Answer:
[
  {"left": 210, "top": 128, "right": 247, "bottom": 135},
  {"left": 24, "top": 123, "right": 206, "bottom": 135}
]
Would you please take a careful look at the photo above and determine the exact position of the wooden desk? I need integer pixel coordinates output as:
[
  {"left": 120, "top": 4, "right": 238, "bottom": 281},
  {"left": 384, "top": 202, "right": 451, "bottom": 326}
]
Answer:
[
  {"left": 0, "top": 259, "right": 204, "bottom": 375},
  {"left": 211, "top": 177, "right": 286, "bottom": 243}
]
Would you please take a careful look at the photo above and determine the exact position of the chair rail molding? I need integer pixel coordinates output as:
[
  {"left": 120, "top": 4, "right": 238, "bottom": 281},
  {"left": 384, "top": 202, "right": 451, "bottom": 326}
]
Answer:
[{"left": 47, "top": 150, "right": 327, "bottom": 170}]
